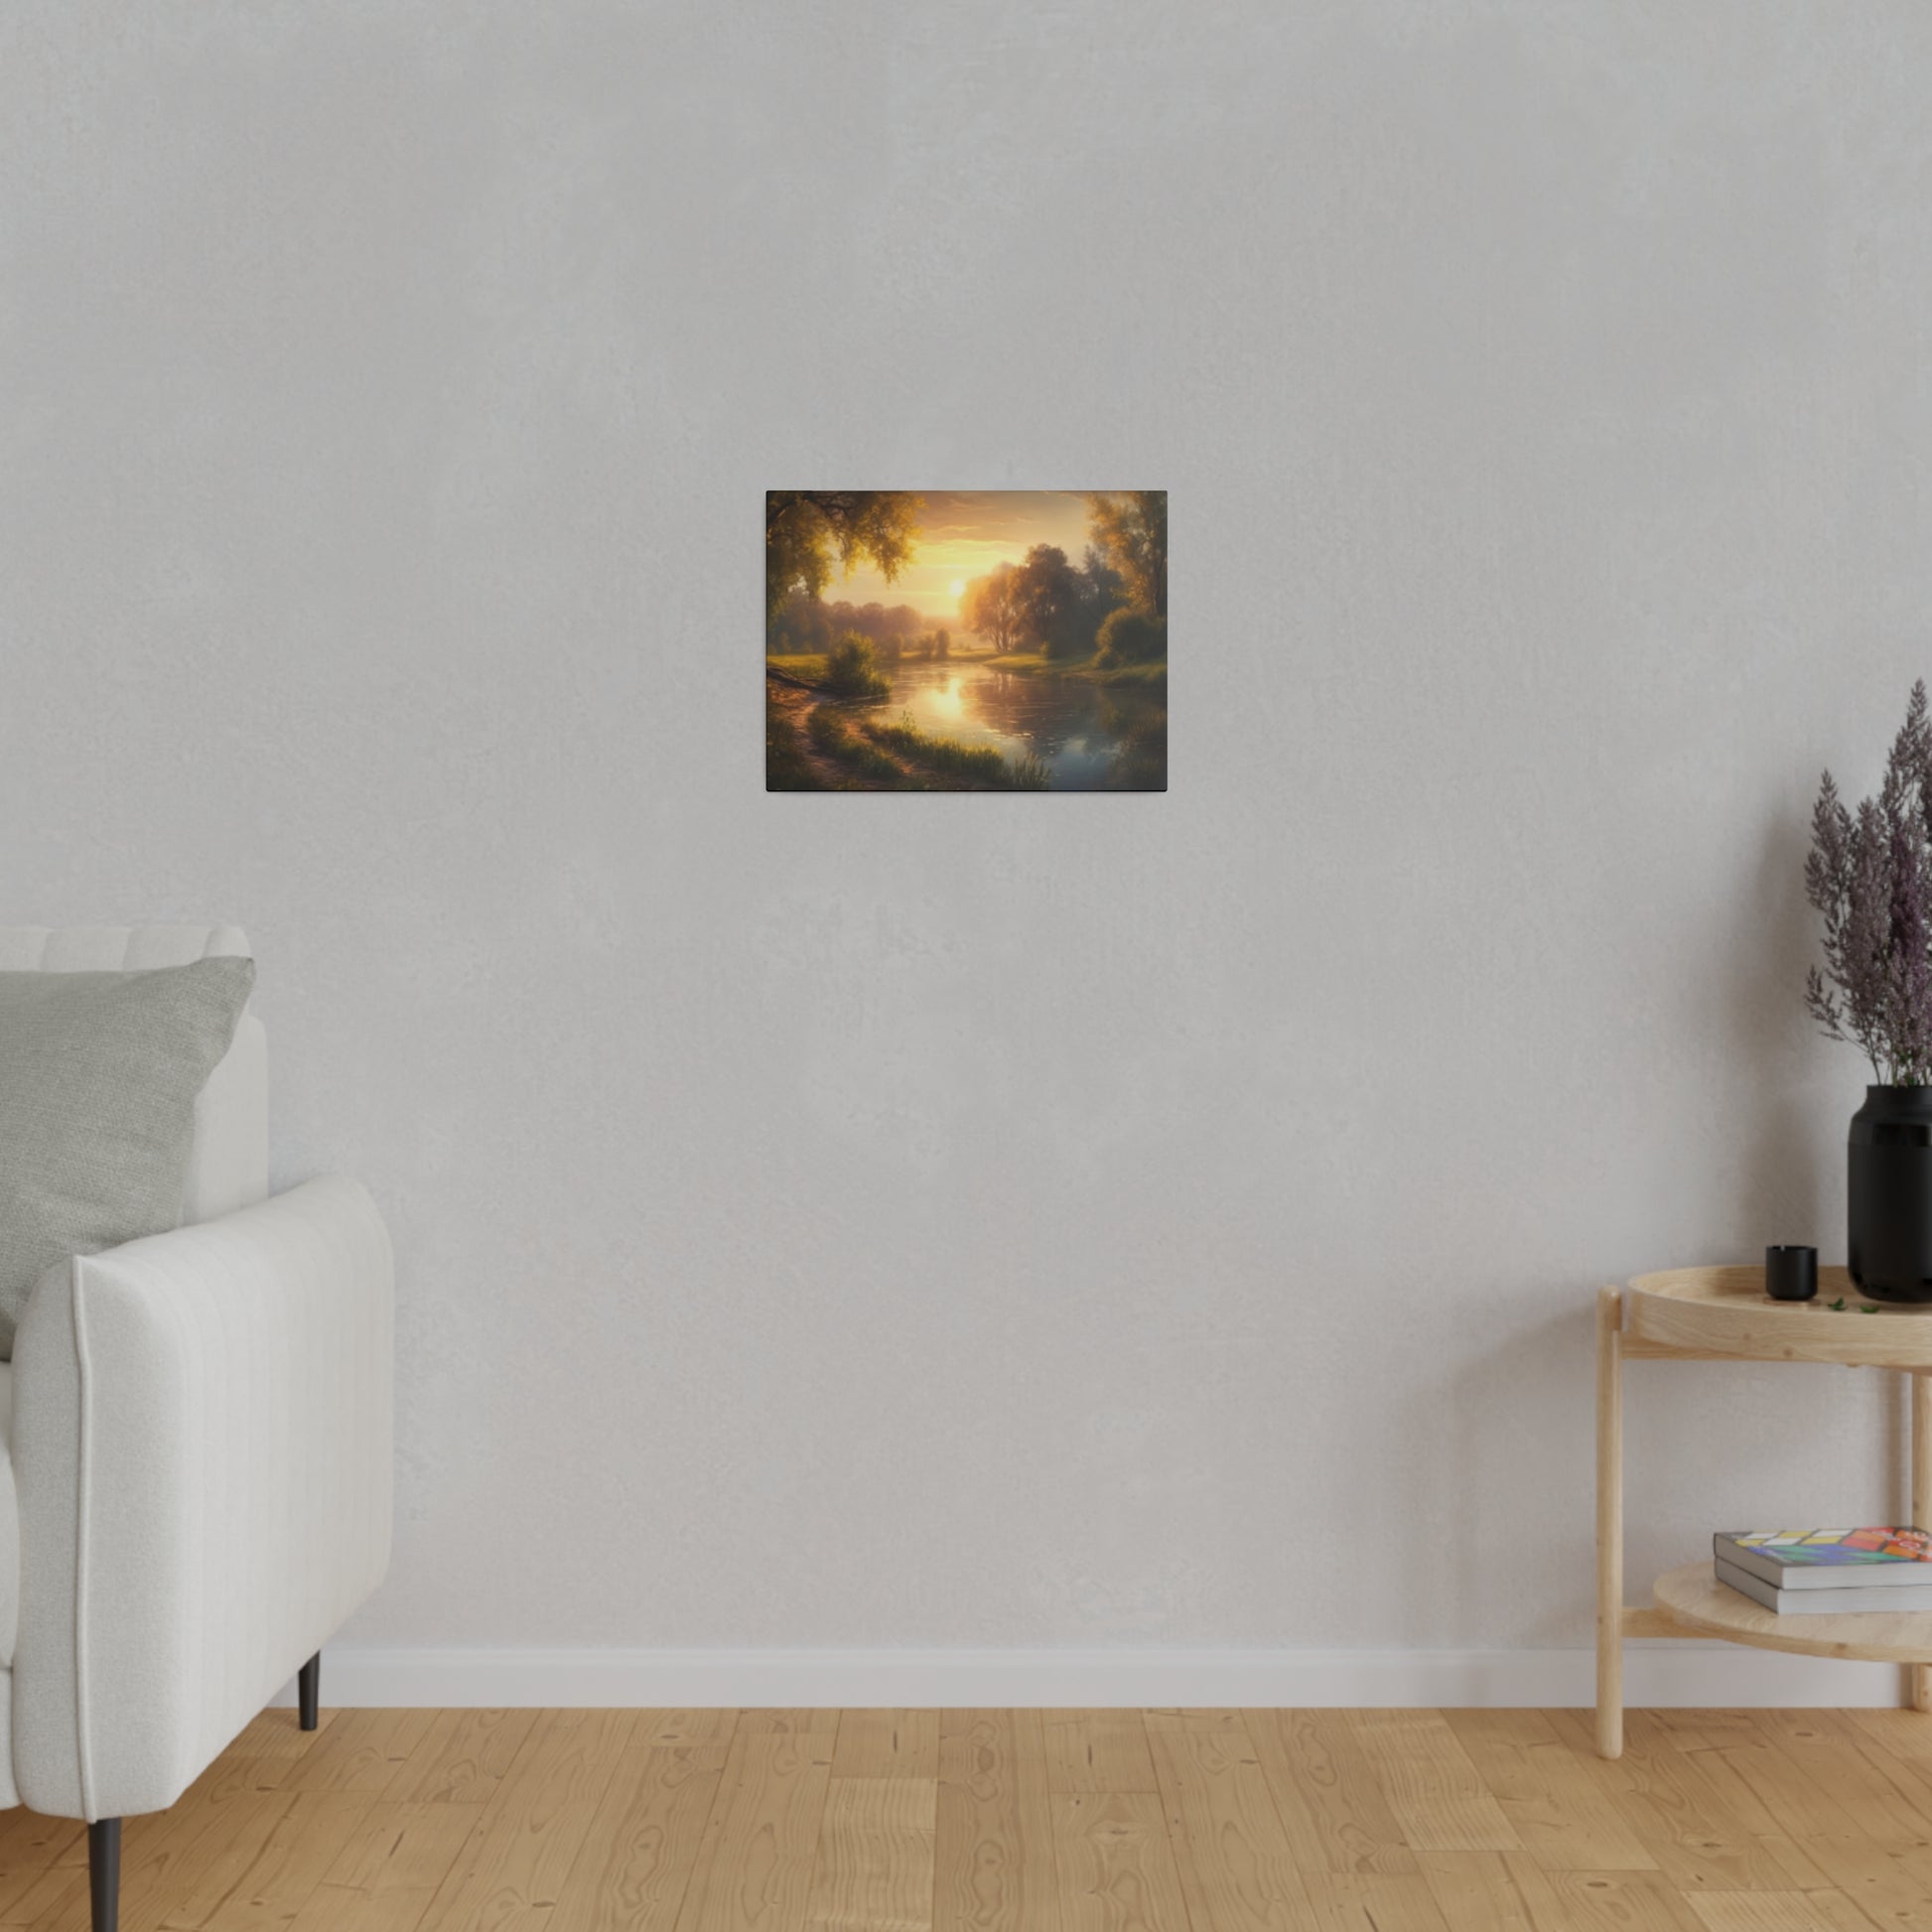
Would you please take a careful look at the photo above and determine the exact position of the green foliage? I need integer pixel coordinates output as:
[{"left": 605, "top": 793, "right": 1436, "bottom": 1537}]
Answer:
[
  {"left": 967, "top": 543, "right": 1130, "bottom": 659},
  {"left": 767, "top": 590, "right": 927, "bottom": 654},
  {"left": 765, "top": 652, "right": 829, "bottom": 686},
  {"left": 1084, "top": 490, "right": 1167, "bottom": 619},
  {"left": 960, "top": 562, "right": 1025, "bottom": 653},
  {"left": 980, "top": 649, "right": 1164, "bottom": 689},
  {"left": 765, "top": 697, "right": 825, "bottom": 790},
  {"left": 1089, "top": 660, "right": 1166, "bottom": 687},
  {"left": 1015, "top": 544, "right": 1086, "bottom": 658},
  {"left": 821, "top": 632, "right": 891, "bottom": 699},
  {"left": 863, "top": 713, "right": 1050, "bottom": 790},
  {"left": 765, "top": 492, "right": 924, "bottom": 621},
  {"left": 808, "top": 704, "right": 903, "bottom": 781},
  {"left": 1095, "top": 608, "right": 1168, "bottom": 667}
]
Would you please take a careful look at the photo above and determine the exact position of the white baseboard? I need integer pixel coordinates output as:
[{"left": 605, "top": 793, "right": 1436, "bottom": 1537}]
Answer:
[{"left": 273, "top": 1643, "right": 1914, "bottom": 1710}]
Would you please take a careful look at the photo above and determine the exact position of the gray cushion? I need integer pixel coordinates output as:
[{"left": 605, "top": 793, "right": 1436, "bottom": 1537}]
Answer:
[{"left": 0, "top": 957, "right": 256, "bottom": 1356}]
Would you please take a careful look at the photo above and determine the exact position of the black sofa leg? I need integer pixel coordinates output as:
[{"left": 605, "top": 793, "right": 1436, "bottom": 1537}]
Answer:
[
  {"left": 298, "top": 1652, "right": 321, "bottom": 1731},
  {"left": 89, "top": 1818, "right": 120, "bottom": 1932}
]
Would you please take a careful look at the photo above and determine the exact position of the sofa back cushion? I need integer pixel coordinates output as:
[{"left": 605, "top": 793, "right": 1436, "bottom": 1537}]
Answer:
[
  {"left": 0, "top": 942, "right": 258, "bottom": 1356},
  {"left": 0, "top": 927, "right": 267, "bottom": 1228}
]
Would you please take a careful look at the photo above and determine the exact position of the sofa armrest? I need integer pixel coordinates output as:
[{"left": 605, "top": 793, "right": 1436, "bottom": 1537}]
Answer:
[{"left": 10, "top": 1176, "right": 393, "bottom": 1820}]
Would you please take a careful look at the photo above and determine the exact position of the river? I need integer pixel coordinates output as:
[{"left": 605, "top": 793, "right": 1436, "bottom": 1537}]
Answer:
[{"left": 875, "top": 654, "right": 1166, "bottom": 791}]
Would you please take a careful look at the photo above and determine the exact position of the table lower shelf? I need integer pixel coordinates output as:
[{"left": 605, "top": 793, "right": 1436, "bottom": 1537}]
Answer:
[{"left": 1649, "top": 1562, "right": 1932, "bottom": 1664}]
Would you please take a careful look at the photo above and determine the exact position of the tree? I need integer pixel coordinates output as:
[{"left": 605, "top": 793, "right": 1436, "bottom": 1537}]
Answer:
[
  {"left": 1096, "top": 607, "right": 1167, "bottom": 666},
  {"left": 1083, "top": 490, "right": 1167, "bottom": 619},
  {"left": 1080, "top": 544, "right": 1126, "bottom": 615},
  {"left": 767, "top": 587, "right": 832, "bottom": 654},
  {"left": 765, "top": 492, "right": 924, "bottom": 621},
  {"left": 1014, "top": 544, "right": 1085, "bottom": 658},
  {"left": 820, "top": 600, "right": 923, "bottom": 644},
  {"left": 960, "top": 563, "right": 1025, "bottom": 654}
]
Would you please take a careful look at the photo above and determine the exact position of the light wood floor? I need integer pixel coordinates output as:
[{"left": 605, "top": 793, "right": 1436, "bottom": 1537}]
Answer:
[{"left": 6, "top": 1707, "right": 1932, "bottom": 1929}]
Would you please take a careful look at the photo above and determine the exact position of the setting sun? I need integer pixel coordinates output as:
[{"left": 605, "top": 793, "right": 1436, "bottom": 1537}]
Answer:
[{"left": 949, "top": 579, "right": 965, "bottom": 598}]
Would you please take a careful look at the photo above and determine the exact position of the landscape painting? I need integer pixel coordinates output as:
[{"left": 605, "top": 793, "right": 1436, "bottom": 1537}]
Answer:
[{"left": 765, "top": 491, "right": 1167, "bottom": 791}]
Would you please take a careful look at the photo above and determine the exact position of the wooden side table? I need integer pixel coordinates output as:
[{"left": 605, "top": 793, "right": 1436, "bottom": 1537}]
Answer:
[{"left": 1595, "top": 1266, "right": 1932, "bottom": 1758}]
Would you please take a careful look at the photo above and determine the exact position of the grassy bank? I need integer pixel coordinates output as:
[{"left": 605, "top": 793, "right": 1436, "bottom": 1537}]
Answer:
[
  {"left": 765, "top": 695, "right": 825, "bottom": 789},
  {"left": 798, "top": 702, "right": 1050, "bottom": 790},
  {"left": 984, "top": 651, "right": 1167, "bottom": 688},
  {"left": 808, "top": 705, "right": 905, "bottom": 783},
  {"left": 767, "top": 638, "right": 891, "bottom": 699},
  {"left": 767, "top": 652, "right": 829, "bottom": 685},
  {"left": 862, "top": 714, "right": 1049, "bottom": 789}
]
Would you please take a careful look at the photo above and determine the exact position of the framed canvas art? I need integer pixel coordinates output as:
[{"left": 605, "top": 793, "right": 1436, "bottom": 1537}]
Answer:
[{"left": 765, "top": 490, "right": 1167, "bottom": 791}]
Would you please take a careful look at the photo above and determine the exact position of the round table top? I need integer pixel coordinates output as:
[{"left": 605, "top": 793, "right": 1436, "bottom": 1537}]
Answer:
[
  {"left": 1654, "top": 1561, "right": 1932, "bottom": 1663},
  {"left": 1625, "top": 1265, "right": 1932, "bottom": 1367}
]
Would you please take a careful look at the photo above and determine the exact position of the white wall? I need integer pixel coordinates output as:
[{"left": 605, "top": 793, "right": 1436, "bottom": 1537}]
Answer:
[{"left": 6, "top": 0, "right": 1932, "bottom": 1685}]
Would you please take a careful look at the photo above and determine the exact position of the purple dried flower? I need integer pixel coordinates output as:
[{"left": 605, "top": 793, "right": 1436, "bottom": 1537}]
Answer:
[
  {"left": 1807, "top": 682, "right": 1932, "bottom": 1084},
  {"left": 1887, "top": 815, "right": 1932, "bottom": 1081}
]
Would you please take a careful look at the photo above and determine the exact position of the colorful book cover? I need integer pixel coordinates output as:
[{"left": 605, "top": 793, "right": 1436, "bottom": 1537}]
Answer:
[{"left": 1721, "top": 1528, "right": 1932, "bottom": 1568}]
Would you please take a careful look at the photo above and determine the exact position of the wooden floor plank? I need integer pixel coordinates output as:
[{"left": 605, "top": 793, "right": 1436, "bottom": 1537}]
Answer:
[
  {"left": 548, "top": 1744, "right": 728, "bottom": 1932},
  {"left": 674, "top": 1726, "right": 834, "bottom": 1932},
  {"left": 1049, "top": 1793, "right": 1188, "bottom": 1932},
  {"left": 1797, "top": 1836, "right": 1932, "bottom": 1932},
  {"left": 1683, "top": 1891, "right": 1876, "bottom": 1932},
  {"left": 1844, "top": 1705, "right": 1932, "bottom": 1766},
  {"left": 25, "top": 1706, "right": 1932, "bottom": 1932},
  {"left": 227, "top": 1712, "right": 334, "bottom": 1763},
  {"left": 126, "top": 1792, "right": 297, "bottom": 1932},
  {"left": 1687, "top": 1740, "right": 1872, "bottom": 1846},
  {"left": 740, "top": 1712, "right": 842, "bottom": 1736},
  {"left": 934, "top": 1711, "right": 1062, "bottom": 1932},
  {"left": 0, "top": 1814, "right": 83, "bottom": 1923},
  {"left": 271, "top": 1711, "right": 442, "bottom": 1797},
  {"left": 1642, "top": 1715, "right": 1770, "bottom": 1755},
  {"left": 383, "top": 1710, "right": 539, "bottom": 1805},
  {"left": 1441, "top": 1710, "right": 1654, "bottom": 1871},
  {"left": 286, "top": 1801, "right": 486, "bottom": 1932},
  {"left": 1536, "top": 1869, "right": 1709, "bottom": 1932},
  {"left": 1039, "top": 1717, "right": 1156, "bottom": 1796},
  {"left": 1300, "top": 1870, "right": 1453, "bottom": 1931},
  {"left": 1345, "top": 1712, "right": 1521, "bottom": 1856},
  {"left": 803, "top": 1777, "right": 935, "bottom": 1931},
  {"left": 1415, "top": 1850, "right": 1555, "bottom": 1932},
  {"left": 1246, "top": 1708, "right": 1418, "bottom": 1875},
  {"left": 1747, "top": 1712, "right": 1932, "bottom": 1841},
  {"left": 194, "top": 1790, "right": 374, "bottom": 1930},
  {"left": 1145, "top": 1709, "right": 1311, "bottom": 1930},
  {"left": 414, "top": 1709, "right": 634, "bottom": 1932},
  {"left": 645, "top": 1714, "right": 742, "bottom": 1748},
  {"left": 832, "top": 1715, "right": 940, "bottom": 1782},
  {"left": 1545, "top": 1712, "right": 1816, "bottom": 1896}
]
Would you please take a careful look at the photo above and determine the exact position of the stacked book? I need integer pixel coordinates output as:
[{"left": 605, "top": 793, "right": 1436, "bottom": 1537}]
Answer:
[{"left": 1716, "top": 1528, "right": 1932, "bottom": 1614}]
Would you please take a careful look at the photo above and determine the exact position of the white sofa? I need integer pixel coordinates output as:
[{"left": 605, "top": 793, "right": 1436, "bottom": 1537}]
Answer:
[{"left": 0, "top": 925, "right": 393, "bottom": 1932}]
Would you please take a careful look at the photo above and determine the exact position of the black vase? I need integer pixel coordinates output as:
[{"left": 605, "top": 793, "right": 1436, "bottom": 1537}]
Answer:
[{"left": 1849, "top": 1085, "right": 1932, "bottom": 1303}]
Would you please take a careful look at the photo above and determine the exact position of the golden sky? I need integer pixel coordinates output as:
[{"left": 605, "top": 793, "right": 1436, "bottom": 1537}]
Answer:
[{"left": 825, "top": 490, "right": 1094, "bottom": 620}]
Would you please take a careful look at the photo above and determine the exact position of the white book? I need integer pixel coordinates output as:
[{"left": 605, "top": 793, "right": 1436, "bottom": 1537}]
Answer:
[{"left": 1716, "top": 1557, "right": 1932, "bottom": 1616}]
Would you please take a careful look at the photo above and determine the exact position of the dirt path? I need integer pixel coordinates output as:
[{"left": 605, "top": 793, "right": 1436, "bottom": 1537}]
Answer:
[
  {"left": 765, "top": 675, "right": 846, "bottom": 787},
  {"left": 767, "top": 669, "right": 1025, "bottom": 791},
  {"left": 765, "top": 671, "right": 930, "bottom": 789}
]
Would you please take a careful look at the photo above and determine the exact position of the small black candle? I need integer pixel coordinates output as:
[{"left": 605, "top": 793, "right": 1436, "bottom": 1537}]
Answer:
[{"left": 1765, "top": 1245, "right": 1818, "bottom": 1302}]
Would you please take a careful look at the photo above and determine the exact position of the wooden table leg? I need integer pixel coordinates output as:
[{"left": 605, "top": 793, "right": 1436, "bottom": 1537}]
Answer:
[
  {"left": 1597, "top": 1286, "right": 1623, "bottom": 1758},
  {"left": 1914, "top": 1371, "right": 1932, "bottom": 1715}
]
